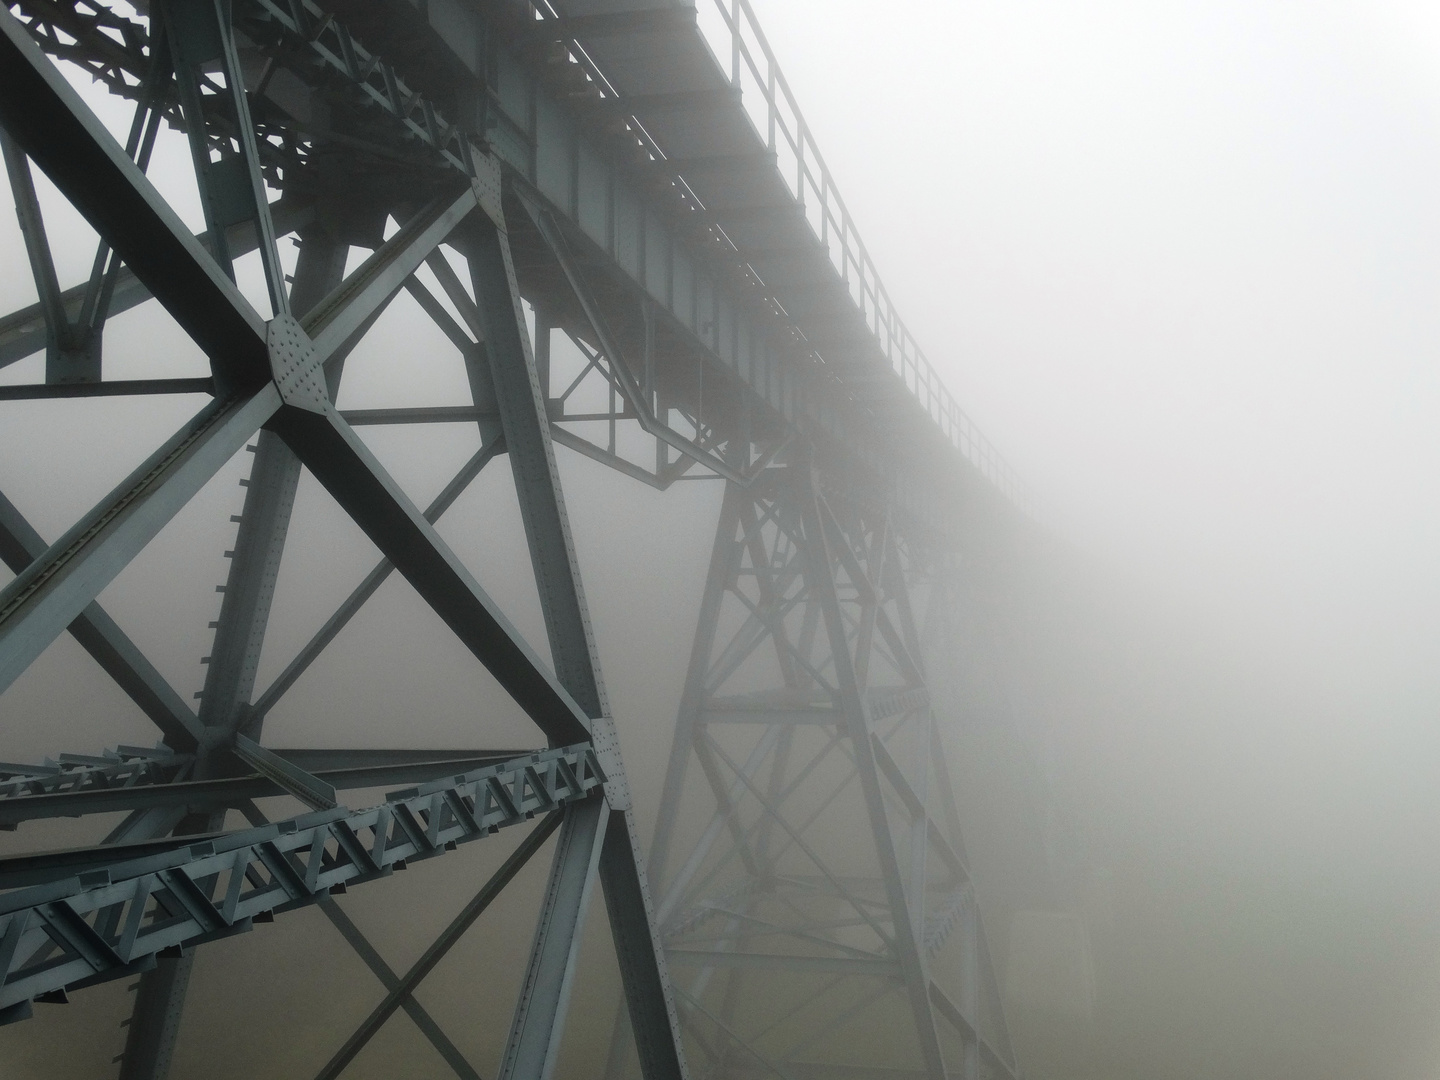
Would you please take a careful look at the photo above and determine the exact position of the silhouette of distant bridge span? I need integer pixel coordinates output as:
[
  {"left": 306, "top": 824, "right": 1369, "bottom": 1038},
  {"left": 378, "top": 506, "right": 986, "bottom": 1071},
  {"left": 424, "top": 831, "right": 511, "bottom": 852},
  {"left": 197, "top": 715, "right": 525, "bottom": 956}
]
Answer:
[{"left": 0, "top": 0, "right": 1030, "bottom": 1076}]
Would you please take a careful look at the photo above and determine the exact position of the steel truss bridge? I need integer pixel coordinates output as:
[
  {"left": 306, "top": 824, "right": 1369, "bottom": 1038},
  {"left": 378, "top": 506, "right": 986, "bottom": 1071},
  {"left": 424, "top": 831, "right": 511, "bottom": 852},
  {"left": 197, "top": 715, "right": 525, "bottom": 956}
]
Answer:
[{"left": 0, "top": 0, "right": 1032, "bottom": 1076}]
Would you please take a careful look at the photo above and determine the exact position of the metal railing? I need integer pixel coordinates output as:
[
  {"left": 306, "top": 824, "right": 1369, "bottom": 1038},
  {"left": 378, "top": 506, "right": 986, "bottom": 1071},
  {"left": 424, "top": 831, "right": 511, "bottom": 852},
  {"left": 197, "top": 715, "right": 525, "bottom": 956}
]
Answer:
[
  {"left": 437, "top": 0, "right": 1028, "bottom": 508},
  {"left": 694, "top": 0, "right": 1030, "bottom": 510}
]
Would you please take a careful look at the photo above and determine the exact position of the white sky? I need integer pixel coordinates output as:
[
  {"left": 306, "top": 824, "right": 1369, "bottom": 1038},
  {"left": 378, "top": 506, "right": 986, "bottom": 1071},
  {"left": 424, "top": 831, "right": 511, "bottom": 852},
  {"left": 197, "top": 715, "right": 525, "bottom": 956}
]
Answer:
[
  {"left": 737, "top": 5, "right": 1440, "bottom": 1075},
  {"left": 746, "top": 0, "right": 1440, "bottom": 679}
]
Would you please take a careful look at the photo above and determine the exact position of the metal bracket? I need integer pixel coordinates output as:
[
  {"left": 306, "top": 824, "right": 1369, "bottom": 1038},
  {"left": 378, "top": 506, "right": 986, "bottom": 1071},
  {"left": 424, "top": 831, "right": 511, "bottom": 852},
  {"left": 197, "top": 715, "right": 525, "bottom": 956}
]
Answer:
[
  {"left": 267, "top": 314, "right": 327, "bottom": 412},
  {"left": 472, "top": 150, "right": 504, "bottom": 229},
  {"left": 231, "top": 734, "right": 337, "bottom": 811},
  {"left": 590, "top": 716, "right": 631, "bottom": 812}
]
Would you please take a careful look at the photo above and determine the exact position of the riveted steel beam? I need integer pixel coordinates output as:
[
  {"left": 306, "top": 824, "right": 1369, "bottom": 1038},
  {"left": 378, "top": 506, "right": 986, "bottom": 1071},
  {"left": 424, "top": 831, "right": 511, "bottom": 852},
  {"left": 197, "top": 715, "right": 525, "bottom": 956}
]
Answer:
[
  {"left": 0, "top": 493, "right": 202, "bottom": 750},
  {"left": 0, "top": 745, "right": 603, "bottom": 1017},
  {"left": 466, "top": 200, "right": 690, "bottom": 1079},
  {"left": 0, "top": 751, "right": 529, "bottom": 832},
  {"left": 499, "top": 795, "right": 609, "bottom": 1080},
  {"left": 0, "top": 387, "right": 281, "bottom": 697}
]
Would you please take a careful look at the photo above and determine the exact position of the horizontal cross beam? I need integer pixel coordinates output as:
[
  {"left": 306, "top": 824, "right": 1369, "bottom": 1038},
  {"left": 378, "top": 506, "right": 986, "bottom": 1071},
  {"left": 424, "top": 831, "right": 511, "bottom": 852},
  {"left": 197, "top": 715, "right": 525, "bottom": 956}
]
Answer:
[
  {"left": 0, "top": 750, "right": 534, "bottom": 832},
  {"left": 0, "top": 744, "right": 604, "bottom": 1020}
]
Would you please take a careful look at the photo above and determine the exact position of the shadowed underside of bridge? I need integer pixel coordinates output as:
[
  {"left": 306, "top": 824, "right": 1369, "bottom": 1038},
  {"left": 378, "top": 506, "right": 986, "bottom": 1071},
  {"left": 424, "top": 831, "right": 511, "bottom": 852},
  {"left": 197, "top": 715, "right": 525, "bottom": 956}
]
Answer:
[{"left": 0, "top": 0, "right": 1032, "bottom": 1076}]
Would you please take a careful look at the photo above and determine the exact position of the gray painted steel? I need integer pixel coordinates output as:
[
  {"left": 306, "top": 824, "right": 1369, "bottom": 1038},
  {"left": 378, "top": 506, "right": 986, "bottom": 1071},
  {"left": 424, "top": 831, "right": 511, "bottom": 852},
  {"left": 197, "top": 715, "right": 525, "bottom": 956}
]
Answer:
[
  {"left": 0, "top": 0, "right": 1028, "bottom": 1075},
  {"left": 0, "top": 745, "right": 605, "bottom": 1012}
]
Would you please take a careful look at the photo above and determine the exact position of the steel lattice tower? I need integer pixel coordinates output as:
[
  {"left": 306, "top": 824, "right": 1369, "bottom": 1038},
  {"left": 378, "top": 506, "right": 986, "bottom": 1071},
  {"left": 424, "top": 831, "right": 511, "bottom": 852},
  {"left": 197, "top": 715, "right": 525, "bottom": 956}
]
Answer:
[
  {"left": 0, "top": 0, "right": 1032, "bottom": 1076},
  {"left": 618, "top": 468, "right": 1017, "bottom": 1079}
]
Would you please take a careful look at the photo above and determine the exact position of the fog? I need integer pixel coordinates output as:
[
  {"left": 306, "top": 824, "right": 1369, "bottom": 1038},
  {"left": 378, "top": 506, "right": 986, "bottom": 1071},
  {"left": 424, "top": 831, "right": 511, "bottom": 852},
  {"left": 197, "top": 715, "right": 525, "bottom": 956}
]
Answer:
[
  {"left": 748, "top": 2, "right": 1440, "bottom": 1076},
  {"left": 4, "top": 0, "right": 1440, "bottom": 1078}
]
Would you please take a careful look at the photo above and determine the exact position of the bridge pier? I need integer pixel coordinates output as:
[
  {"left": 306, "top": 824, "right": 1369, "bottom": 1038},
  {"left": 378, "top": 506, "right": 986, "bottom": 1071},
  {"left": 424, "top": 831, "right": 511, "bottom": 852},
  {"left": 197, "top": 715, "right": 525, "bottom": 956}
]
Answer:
[{"left": 642, "top": 468, "right": 1017, "bottom": 1079}]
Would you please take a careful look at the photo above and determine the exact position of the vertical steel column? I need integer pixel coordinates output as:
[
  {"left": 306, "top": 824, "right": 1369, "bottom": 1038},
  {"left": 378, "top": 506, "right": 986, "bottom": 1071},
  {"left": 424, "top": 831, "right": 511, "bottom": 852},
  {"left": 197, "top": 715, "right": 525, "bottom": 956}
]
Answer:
[
  {"left": 118, "top": 957, "right": 194, "bottom": 1080},
  {"left": 470, "top": 207, "right": 609, "bottom": 1078},
  {"left": 596, "top": 811, "right": 690, "bottom": 1080},
  {"left": 924, "top": 557, "right": 1020, "bottom": 1074},
  {"left": 196, "top": 429, "right": 301, "bottom": 741},
  {"left": 116, "top": 235, "right": 346, "bottom": 1080},
  {"left": 648, "top": 482, "right": 746, "bottom": 889},
  {"left": 498, "top": 795, "right": 610, "bottom": 1080},
  {"left": 196, "top": 231, "right": 345, "bottom": 748},
  {"left": 796, "top": 471, "right": 948, "bottom": 1080},
  {"left": 895, "top": 544, "right": 987, "bottom": 1080},
  {"left": 107, "top": 0, "right": 314, "bottom": 1058},
  {"left": 959, "top": 888, "right": 981, "bottom": 1080},
  {"left": 465, "top": 203, "right": 688, "bottom": 1080},
  {"left": 467, "top": 210, "right": 602, "bottom": 720}
]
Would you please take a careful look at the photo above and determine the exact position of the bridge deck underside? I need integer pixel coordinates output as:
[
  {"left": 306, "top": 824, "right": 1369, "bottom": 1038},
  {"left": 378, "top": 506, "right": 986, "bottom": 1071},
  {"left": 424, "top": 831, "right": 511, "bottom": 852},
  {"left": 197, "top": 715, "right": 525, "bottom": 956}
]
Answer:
[{"left": 560, "top": 3, "right": 897, "bottom": 375}]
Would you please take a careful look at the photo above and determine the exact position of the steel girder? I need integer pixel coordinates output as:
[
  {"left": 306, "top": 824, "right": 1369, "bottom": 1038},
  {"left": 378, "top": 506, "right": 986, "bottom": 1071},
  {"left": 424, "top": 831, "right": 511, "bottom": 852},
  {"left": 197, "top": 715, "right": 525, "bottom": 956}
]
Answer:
[
  {"left": 0, "top": 1, "right": 692, "bottom": 1075},
  {"left": 636, "top": 469, "right": 1017, "bottom": 1080}
]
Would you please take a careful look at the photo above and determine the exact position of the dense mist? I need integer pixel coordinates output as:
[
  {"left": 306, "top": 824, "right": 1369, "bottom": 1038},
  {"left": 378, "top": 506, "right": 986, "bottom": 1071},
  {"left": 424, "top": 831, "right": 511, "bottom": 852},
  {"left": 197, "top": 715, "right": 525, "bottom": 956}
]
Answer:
[
  {"left": 755, "top": 2, "right": 1440, "bottom": 1076},
  {"left": 3, "top": 1, "right": 1440, "bottom": 1078}
]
